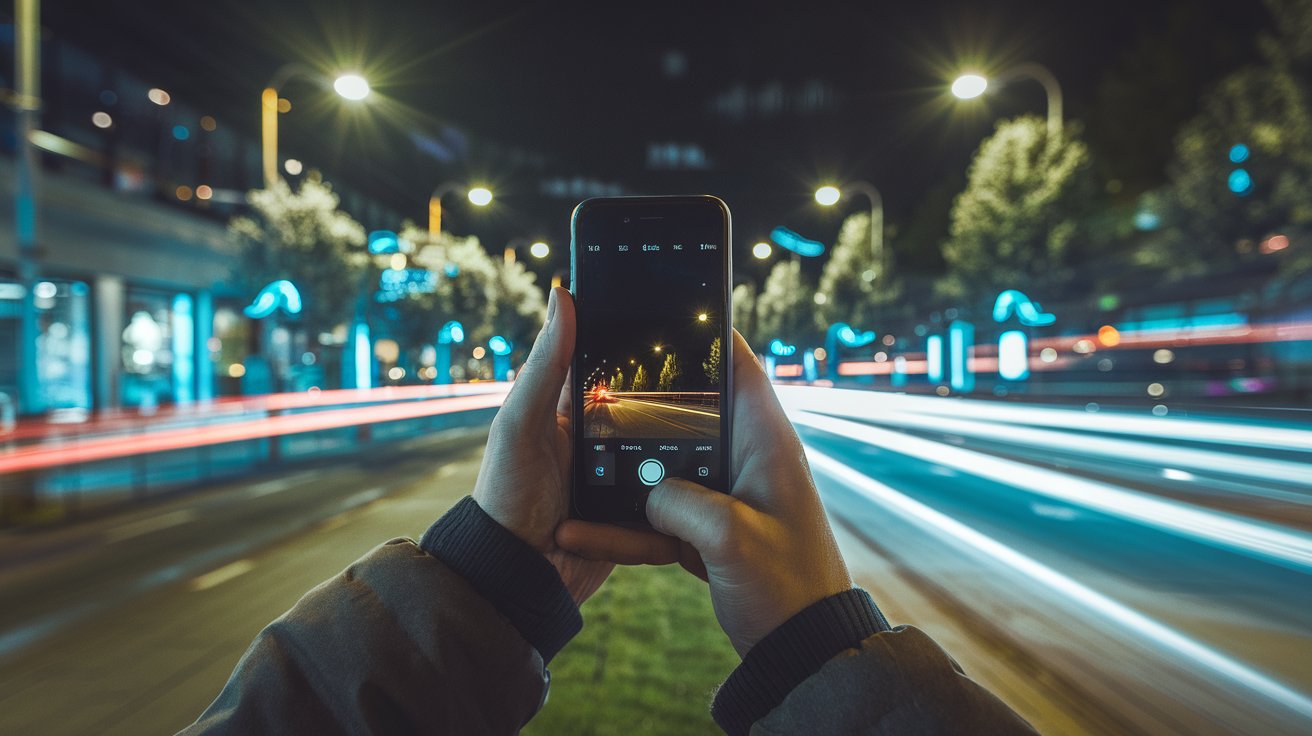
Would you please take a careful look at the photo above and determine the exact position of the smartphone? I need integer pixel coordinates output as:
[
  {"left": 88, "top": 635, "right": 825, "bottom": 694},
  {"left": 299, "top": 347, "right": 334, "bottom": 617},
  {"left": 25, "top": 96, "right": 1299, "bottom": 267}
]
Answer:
[{"left": 570, "top": 196, "right": 732, "bottom": 524}]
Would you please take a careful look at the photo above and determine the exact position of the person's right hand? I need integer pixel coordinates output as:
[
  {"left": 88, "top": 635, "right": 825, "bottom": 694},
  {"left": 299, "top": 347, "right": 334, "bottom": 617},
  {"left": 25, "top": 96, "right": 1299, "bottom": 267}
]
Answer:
[{"left": 555, "top": 331, "right": 853, "bottom": 656}]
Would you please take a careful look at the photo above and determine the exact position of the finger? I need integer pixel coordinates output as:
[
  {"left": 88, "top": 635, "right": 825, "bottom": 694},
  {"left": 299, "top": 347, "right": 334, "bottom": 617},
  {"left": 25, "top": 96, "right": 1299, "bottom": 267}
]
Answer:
[
  {"left": 727, "top": 330, "right": 810, "bottom": 508},
  {"left": 501, "top": 288, "right": 575, "bottom": 425},
  {"left": 677, "top": 541, "right": 709, "bottom": 582},
  {"left": 556, "top": 519, "right": 683, "bottom": 566},
  {"left": 644, "top": 477, "right": 741, "bottom": 553},
  {"left": 556, "top": 367, "right": 573, "bottom": 417}
]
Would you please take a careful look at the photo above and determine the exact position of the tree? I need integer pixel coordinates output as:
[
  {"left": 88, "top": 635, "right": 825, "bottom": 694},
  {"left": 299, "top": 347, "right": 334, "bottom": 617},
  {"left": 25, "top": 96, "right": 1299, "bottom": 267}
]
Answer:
[
  {"left": 815, "top": 212, "right": 902, "bottom": 331},
  {"left": 630, "top": 364, "right": 649, "bottom": 392},
  {"left": 1150, "top": 0, "right": 1312, "bottom": 285},
  {"left": 610, "top": 367, "right": 625, "bottom": 392},
  {"left": 656, "top": 352, "right": 681, "bottom": 391},
  {"left": 939, "top": 115, "right": 1097, "bottom": 308},
  {"left": 755, "top": 259, "right": 816, "bottom": 346},
  {"left": 229, "top": 172, "right": 369, "bottom": 335},
  {"left": 732, "top": 282, "right": 758, "bottom": 347},
  {"left": 703, "top": 336, "right": 721, "bottom": 384}
]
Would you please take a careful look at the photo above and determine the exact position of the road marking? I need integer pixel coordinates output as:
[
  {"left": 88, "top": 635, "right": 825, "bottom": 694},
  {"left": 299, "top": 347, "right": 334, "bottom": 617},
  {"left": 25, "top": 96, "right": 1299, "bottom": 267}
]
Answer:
[
  {"left": 188, "top": 559, "right": 255, "bottom": 592},
  {"left": 104, "top": 509, "right": 197, "bottom": 544},
  {"left": 338, "top": 487, "right": 385, "bottom": 514},
  {"left": 1030, "top": 502, "right": 1080, "bottom": 521},
  {"left": 790, "top": 411, "right": 1312, "bottom": 571},
  {"left": 806, "top": 447, "right": 1312, "bottom": 722}
]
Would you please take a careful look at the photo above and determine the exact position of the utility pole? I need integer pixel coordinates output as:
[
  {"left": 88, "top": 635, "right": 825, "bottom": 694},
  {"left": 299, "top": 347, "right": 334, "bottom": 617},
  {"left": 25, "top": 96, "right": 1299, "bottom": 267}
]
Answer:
[{"left": 14, "top": 0, "right": 43, "bottom": 415}]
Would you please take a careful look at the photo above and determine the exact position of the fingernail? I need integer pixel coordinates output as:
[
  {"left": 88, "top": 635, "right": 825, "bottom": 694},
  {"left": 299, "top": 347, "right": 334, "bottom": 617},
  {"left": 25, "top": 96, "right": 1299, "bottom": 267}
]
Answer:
[{"left": 546, "top": 288, "right": 558, "bottom": 325}]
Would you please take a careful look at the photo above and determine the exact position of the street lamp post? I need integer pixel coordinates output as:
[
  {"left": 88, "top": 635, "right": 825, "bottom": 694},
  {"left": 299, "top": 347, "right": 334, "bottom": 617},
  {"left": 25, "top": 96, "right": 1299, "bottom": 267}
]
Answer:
[
  {"left": 262, "top": 64, "right": 369, "bottom": 188},
  {"left": 816, "top": 181, "right": 884, "bottom": 269},
  {"left": 502, "top": 238, "right": 551, "bottom": 265},
  {"left": 13, "top": 0, "right": 42, "bottom": 415},
  {"left": 952, "top": 62, "right": 1063, "bottom": 138},
  {"left": 428, "top": 183, "right": 492, "bottom": 238}
]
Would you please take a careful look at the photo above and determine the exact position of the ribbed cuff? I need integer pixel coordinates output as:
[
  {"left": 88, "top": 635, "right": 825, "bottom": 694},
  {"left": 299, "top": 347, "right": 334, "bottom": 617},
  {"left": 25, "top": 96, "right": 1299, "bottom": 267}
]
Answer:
[
  {"left": 711, "top": 588, "right": 890, "bottom": 735},
  {"left": 419, "top": 496, "right": 582, "bottom": 663}
]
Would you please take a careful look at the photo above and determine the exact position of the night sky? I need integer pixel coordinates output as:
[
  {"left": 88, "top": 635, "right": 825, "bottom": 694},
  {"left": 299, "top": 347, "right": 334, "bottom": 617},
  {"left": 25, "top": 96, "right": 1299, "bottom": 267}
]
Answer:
[{"left": 35, "top": 0, "right": 1272, "bottom": 279}]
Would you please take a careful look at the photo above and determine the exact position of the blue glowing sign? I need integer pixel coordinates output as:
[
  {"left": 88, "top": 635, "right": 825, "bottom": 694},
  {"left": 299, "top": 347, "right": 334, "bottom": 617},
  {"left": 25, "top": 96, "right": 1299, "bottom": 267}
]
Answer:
[
  {"left": 803, "top": 350, "right": 818, "bottom": 382},
  {"left": 948, "top": 321, "right": 975, "bottom": 393},
  {"left": 368, "top": 230, "right": 401, "bottom": 254},
  {"left": 352, "top": 321, "right": 372, "bottom": 389},
  {"left": 488, "top": 335, "right": 512, "bottom": 356},
  {"left": 769, "top": 227, "right": 825, "bottom": 257},
  {"left": 992, "top": 289, "right": 1055, "bottom": 326},
  {"left": 926, "top": 335, "right": 944, "bottom": 383},
  {"left": 439, "top": 320, "right": 465, "bottom": 345},
  {"left": 244, "top": 280, "right": 302, "bottom": 319},
  {"left": 768, "top": 339, "right": 797, "bottom": 356},
  {"left": 833, "top": 323, "right": 877, "bottom": 348},
  {"left": 997, "top": 330, "right": 1029, "bottom": 381},
  {"left": 1228, "top": 169, "right": 1252, "bottom": 195},
  {"left": 1229, "top": 144, "right": 1250, "bottom": 163}
]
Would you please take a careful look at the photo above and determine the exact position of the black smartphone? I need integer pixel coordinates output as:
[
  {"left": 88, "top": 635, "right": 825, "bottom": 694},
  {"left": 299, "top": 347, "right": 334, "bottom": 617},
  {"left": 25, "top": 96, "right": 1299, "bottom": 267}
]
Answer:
[{"left": 570, "top": 196, "right": 733, "bottom": 524}]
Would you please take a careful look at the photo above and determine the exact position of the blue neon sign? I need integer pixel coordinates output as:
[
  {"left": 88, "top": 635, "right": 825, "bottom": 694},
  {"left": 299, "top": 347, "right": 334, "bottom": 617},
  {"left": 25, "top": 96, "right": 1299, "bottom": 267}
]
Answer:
[
  {"left": 244, "top": 280, "right": 302, "bottom": 319},
  {"left": 488, "top": 335, "right": 513, "bottom": 356},
  {"left": 992, "top": 289, "right": 1055, "bottom": 326},
  {"left": 439, "top": 320, "right": 465, "bottom": 345},
  {"left": 769, "top": 226, "right": 825, "bottom": 257},
  {"left": 768, "top": 339, "right": 797, "bottom": 356}
]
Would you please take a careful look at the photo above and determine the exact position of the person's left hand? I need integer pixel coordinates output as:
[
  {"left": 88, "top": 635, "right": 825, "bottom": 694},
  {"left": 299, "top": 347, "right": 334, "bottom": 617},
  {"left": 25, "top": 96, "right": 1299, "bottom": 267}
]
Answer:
[{"left": 472, "top": 287, "right": 613, "bottom": 604}]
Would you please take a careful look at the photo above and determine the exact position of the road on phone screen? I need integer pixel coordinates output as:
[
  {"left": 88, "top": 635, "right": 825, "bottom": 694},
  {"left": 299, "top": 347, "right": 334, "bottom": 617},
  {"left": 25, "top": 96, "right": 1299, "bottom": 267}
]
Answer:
[{"left": 584, "top": 395, "right": 719, "bottom": 439}]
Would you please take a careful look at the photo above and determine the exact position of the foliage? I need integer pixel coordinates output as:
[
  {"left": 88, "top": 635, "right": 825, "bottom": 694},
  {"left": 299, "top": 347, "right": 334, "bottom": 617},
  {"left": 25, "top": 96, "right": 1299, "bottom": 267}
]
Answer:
[
  {"left": 815, "top": 212, "right": 902, "bottom": 331},
  {"left": 1150, "top": 0, "right": 1312, "bottom": 285},
  {"left": 938, "top": 115, "right": 1097, "bottom": 308},
  {"left": 703, "top": 337, "right": 721, "bottom": 384},
  {"left": 656, "top": 353, "right": 681, "bottom": 392},
  {"left": 754, "top": 259, "right": 816, "bottom": 345},
  {"left": 609, "top": 368, "right": 625, "bottom": 392},
  {"left": 229, "top": 173, "right": 369, "bottom": 335},
  {"left": 731, "top": 282, "right": 758, "bottom": 347},
  {"left": 630, "top": 364, "right": 650, "bottom": 392}
]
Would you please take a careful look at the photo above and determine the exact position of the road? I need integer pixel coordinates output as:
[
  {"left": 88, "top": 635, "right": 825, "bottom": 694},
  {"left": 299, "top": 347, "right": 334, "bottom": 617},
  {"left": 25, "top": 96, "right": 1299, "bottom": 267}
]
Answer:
[
  {"left": 583, "top": 395, "right": 719, "bottom": 438},
  {"left": 0, "top": 388, "right": 1309, "bottom": 734}
]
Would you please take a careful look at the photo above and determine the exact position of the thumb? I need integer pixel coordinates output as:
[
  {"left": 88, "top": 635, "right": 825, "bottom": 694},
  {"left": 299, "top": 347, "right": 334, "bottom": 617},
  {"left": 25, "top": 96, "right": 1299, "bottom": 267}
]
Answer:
[
  {"left": 645, "top": 477, "right": 739, "bottom": 554},
  {"left": 500, "top": 287, "right": 575, "bottom": 423}
]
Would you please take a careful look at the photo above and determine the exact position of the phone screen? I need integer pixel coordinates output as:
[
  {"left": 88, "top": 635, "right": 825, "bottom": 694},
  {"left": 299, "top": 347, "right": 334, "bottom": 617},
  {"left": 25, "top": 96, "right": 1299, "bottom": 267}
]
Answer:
[{"left": 570, "top": 196, "right": 732, "bottom": 524}]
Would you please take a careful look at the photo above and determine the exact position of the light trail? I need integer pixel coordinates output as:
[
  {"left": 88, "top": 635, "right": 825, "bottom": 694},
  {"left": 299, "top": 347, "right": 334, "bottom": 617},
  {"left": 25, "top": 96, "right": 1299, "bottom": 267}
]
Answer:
[
  {"left": 777, "top": 386, "right": 1312, "bottom": 453},
  {"left": 805, "top": 447, "right": 1312, "bottom": 722},
  {"left": 621, "top": 398, "right": 721, "bottom": 419},
  {"left": 781, "top": 391, "right": 1312, "bottom": 490},
  {"left": 0, "top": 393, "right": 506, "bottom": 474},
  {"left": 786, "top": 410, "right": 1312, "bottom": 570}
]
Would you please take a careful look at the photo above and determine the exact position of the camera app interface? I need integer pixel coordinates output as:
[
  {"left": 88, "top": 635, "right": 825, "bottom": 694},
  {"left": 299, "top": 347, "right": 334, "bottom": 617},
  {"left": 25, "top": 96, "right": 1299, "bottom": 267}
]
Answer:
[{"left": 576, "top": 205, "right": 727, "bottom": 504}]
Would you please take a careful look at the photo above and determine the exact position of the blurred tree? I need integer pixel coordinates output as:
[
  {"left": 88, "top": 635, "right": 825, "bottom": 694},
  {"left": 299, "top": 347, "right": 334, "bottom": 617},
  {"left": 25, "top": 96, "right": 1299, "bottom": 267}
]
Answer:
[
  {"left": 631, "top": 364, "right": 650, "bottom": 392},
  {"left": 656, "top": 353, "right": 681, "bottom": 391},
  {"left": 229, "top": 172, "right": 369, "bottom": 335},
  {"left": 939, "top": 115, "right": 1097, "bottom": 308},
  {"left": 731, "top": 282, "right": 758, "bottom": 347},
  {"left": 703, "top": 336, "right": 721, "bottom": 384},
  {"left": 815, "top": 212, "right": 902, "bottom": 331},
  {"left": 610, "top": 367, "right": 625, "bottom": 392},
  {"left": 1150, "top": 0, "right": 1312, "bottom": 286},
  {"left": 755, "top": 259, "right": 816, "bottom": 345}
]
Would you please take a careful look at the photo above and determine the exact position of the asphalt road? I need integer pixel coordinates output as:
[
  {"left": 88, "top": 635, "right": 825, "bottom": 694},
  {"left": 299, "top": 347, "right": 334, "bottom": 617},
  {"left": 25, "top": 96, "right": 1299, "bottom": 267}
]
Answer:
[
  {"left": 584, "top": 396, "right": 719, "bottom": 438},
  {"left": 1, "top": 388, "right": 1310, "bottom": 734}
]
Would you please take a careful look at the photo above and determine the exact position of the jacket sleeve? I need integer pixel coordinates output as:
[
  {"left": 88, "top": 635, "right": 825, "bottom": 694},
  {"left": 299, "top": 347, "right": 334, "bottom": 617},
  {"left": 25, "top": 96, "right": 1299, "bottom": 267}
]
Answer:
[
  {"left": 181, "top": 498, "right": 582, "bottom": 735},
  {"left": 712, "top": 590, "right": 1037, "bottom": 736}
]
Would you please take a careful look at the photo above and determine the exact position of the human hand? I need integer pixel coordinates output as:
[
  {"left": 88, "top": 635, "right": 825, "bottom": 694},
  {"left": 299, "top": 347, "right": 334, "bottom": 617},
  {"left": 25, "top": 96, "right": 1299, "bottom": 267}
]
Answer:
[
  {"left": 472, "top": 287, "right": 613, "bottom": 605},
  {"left": 555, "top": 331, "right": 852, "bottom": 655}
]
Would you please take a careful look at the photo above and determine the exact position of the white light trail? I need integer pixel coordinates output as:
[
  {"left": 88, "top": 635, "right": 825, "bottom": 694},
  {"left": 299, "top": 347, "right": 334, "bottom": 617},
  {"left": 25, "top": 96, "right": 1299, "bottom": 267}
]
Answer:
[
  {"left": 788, "top": 411, "right": 1312, "bottom": 570},
  {"left": 805, "top": 448, "right": 1312, "bottom": 721}
]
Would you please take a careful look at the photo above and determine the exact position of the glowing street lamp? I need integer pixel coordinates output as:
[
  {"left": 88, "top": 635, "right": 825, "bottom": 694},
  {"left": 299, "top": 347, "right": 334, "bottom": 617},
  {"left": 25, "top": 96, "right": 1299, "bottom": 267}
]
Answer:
[
  {"left": 429, "top": 182, "right": 492, "bottom": 237},
  {"left": 815, "top": 181, "right": 884, "bottom": 268},
  {"left": 752, "top": 241, "right": 773, "bottom": 260},
  {"left": 262, "top": 64, "right": 369, "bottom": 187},
  {"left": 529, "top": 241, "right": 551, "bottom": 259},
  {"left": 951, "top": 63, "right": 1063, "bottom": 138}
]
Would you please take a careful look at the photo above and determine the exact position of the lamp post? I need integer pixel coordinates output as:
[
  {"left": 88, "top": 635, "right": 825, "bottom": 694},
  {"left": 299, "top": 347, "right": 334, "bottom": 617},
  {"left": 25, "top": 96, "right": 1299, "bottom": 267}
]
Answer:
[
  {"left": 13, "top": 0, "right": 41, "bottom": 415},
  {"left": 952, "top": 62, "right": 1063, "bottom": 138},
  {"left": 428, "top": 183, "right": 492, "bottom": 238},
  {"left": 262, "top": 65, "right": 369, "bottom": 188},
  {"left": 815, "top": 181, "right": 884, "bottom": 269},
  {"left": 502, "top": 238, "right": 551, "bottom": 265}
]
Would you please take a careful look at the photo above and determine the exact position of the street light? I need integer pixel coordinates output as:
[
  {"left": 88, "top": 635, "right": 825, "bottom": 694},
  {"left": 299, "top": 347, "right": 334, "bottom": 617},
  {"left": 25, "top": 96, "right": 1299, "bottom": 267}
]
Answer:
[
  {"left": 428, "top": 182, "right": 492, "bottom": 237},
  {"left": 752, "top": 241, "right": 773, "bottom": 260},
  {"left": 262, "top": 63, "right": 370, "bottom": 188},
  {"left": 951, "top": 63, "right": 1063, "bottom": 138},
  {"left": 502, "top": 238, "right": 551, "bottom": 264},
  {"left": 529, "top": 241, "right": 551, "bottom": 259},
  {"left": 815, "top": 181, "right": 884, "bottom": 269}
]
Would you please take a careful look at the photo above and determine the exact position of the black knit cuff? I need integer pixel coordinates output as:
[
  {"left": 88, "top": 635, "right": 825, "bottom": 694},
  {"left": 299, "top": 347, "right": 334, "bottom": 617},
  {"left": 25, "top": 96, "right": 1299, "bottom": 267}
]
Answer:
[
  {"left": 419, "top": 496, "right": 582, "bottom": 663},
  {"left": 711, "top": 588, "right": 890, "bottom": 735}
]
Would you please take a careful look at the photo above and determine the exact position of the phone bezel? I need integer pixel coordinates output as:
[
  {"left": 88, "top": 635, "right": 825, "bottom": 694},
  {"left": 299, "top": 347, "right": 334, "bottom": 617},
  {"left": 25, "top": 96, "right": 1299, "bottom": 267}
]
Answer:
[{"left": 568, "top": 195, "right": 733, "bottom": 524}]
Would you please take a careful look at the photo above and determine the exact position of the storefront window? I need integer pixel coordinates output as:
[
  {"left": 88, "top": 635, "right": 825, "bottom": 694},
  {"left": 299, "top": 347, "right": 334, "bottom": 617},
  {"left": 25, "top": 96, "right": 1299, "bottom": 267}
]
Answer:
[{"left": 121, "top": 289, "right": 175, "bottom": 409}]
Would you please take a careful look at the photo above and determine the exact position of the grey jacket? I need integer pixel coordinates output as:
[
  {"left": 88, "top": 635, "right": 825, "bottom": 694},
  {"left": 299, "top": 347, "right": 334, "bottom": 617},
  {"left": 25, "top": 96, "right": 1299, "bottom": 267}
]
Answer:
[{"left": 182, "top": 499, "right": 1036, "bottom": 735}]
